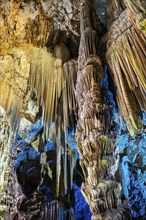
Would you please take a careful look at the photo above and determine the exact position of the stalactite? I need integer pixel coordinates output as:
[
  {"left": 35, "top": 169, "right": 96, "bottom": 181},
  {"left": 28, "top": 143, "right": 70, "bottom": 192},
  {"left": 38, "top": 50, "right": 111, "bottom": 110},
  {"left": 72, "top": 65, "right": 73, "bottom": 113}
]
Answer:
[
  {"left": 29, "top": 48, "right": 64, "bottom": 139},
  {"left": 54, "top": 42, "right": 71, "bottom": 65},
  {"left": 68, "top": 147, "right": 76, "bottom": 191},
  {"left": 106, "top": 1, "right": 146, "bottom": 135},
  {"left": 63, "top": 59, "right": 78, "bottom": 129},
  {"left": 29, "top": 48, "right": 78, "bottom": 198}
]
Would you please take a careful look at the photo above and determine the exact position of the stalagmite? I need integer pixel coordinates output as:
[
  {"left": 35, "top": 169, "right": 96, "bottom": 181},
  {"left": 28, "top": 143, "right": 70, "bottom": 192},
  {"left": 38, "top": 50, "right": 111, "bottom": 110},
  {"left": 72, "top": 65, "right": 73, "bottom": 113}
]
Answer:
[{"left": 76, "top": 0, "right": 128, "bottom": 219}]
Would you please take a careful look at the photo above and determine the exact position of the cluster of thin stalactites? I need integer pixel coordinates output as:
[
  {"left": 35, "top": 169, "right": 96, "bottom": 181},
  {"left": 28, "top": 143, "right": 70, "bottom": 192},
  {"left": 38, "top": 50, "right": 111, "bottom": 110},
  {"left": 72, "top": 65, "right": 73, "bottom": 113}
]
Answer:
[{"left": 106, "top": 0, "right": 146, "bottom": 135}]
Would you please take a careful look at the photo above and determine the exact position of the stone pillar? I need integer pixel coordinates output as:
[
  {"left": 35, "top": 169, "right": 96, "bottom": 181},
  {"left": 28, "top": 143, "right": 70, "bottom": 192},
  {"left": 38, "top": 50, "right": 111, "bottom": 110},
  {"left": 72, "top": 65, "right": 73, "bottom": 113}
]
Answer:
[{"left": 76, "top": 1, "right": 129, "bottom": 219}]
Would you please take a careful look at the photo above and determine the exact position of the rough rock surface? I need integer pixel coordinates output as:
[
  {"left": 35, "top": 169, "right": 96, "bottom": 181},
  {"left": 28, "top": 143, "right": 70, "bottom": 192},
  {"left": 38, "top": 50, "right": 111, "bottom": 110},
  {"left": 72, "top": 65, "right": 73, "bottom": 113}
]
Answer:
[{"left": 0, "top": 0, "right": 80, "bottom": 53}]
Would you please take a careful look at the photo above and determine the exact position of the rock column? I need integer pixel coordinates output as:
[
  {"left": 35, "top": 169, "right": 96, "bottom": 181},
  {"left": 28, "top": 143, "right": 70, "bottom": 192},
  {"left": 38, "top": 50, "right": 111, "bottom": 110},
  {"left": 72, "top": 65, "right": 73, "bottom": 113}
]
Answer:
[{"left": 76, "top": 1, "right": 130, "bottom": 219}]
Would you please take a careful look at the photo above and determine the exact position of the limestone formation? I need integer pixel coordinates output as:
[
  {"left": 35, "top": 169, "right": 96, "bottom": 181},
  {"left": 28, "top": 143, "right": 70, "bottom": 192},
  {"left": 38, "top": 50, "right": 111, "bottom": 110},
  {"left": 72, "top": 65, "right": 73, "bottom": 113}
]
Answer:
[
  {"left": 105, "top": 0, "right": 146, "bottom": 135},
  {"left": 76, "top": 1, "right": 131, "bottom": 219}
]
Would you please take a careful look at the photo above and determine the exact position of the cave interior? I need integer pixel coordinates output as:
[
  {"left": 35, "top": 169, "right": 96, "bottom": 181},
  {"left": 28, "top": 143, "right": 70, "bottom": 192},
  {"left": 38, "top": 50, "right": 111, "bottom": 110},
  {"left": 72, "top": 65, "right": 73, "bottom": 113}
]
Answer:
[{"left": 0, "top": 0, "right": 146, "bottom": 220}]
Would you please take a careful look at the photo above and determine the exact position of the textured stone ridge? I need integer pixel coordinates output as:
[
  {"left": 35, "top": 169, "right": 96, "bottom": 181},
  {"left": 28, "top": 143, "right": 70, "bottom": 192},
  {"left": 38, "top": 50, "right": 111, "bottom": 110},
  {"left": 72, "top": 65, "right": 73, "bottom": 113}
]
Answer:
[
  {"left": 0, "top": 49, "right": 30, "bottom": 122},
  {"left": 0, "top": 108, "right": 12, "bottom": 218}
]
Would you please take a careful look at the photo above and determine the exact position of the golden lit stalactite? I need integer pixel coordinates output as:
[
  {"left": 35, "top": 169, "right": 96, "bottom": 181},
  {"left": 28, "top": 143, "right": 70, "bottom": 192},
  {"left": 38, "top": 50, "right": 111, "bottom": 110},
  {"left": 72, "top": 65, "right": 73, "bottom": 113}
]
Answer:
[
  {"left": 106, "top": 0, "right": 146, "bottom": 135},
  {"left": 0, "top": 45, "right": 78, "bottom": 210},
  {"left": 29, "top": 47, "right": 77, "bottom": 136},
  {"left": 29, "top": 48, "right": 78, "bottom": 199},
  {"left": 29, "top": 47, "right": 64, "bottom": 139}
]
